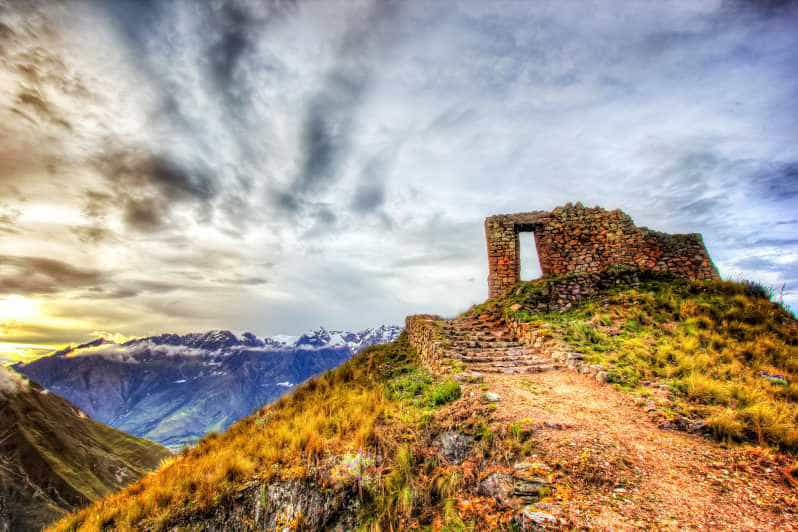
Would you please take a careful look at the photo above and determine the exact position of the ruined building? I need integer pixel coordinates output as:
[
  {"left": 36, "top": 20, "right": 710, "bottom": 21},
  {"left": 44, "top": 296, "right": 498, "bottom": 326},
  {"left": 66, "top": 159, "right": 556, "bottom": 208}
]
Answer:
[{"left": 485, "top": 203, "right": 719, "bottom": 298}]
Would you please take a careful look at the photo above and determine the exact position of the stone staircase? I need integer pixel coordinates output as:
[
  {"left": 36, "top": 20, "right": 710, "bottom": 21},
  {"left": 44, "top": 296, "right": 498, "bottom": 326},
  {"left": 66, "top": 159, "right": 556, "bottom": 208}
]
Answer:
[{"left": 440, "top": 313, "right": 558, "bottom": 374}]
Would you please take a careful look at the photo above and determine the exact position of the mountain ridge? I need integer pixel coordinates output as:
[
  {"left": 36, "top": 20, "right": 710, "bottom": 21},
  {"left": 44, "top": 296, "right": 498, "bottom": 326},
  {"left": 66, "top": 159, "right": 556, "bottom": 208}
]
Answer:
[
  {"left": 0, "top": 366, "right": 169, "bottom": 532},
  {"left": 15, "top": 325, "right": 402, "bottom": 450}
]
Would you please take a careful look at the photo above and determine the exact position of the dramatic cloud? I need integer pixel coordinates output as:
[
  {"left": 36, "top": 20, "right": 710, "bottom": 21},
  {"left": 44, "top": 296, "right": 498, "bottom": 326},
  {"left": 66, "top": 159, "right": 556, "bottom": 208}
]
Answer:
[
  {"left": 0, "top": 256, "right": 105, "bottom": 295},
  {"left": 0, "top": 0, "right": 796, "bottom": 356}
]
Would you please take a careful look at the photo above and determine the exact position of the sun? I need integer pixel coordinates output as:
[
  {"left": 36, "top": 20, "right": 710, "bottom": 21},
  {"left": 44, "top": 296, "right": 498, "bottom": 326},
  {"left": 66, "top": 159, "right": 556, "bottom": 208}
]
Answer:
[{"left": 0, "top": 295, "right": 40, "bottom": 322}]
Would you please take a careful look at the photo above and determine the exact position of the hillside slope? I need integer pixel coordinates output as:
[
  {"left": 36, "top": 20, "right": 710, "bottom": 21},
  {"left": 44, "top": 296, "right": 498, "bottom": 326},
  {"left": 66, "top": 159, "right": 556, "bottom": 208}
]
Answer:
[
  {"left": 0, "top": 367, "right": 170, "bottom": 532},
  {"left": 51, "top": 277, "right": 797, "bottom": 530},
  {"left": 15, "top": 327, "right": 400, "bottom": 450}
]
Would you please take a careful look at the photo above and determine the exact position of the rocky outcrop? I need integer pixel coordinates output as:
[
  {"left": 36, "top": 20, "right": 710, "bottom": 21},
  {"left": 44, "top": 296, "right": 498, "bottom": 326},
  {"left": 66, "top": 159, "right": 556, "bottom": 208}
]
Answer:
[{"left": 171, "top": 480, "right": 357, "bottom": 531}]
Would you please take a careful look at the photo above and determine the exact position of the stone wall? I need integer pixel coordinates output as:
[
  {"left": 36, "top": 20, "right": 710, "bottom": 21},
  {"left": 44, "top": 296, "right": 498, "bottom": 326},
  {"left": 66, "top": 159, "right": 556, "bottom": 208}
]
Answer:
[
  {"left": 485, "top": 203, "right": 719, "bottom": 298},
  {"left": 506, "top": 267, "right": 676, "bottom": 313},
  {"left": 405, "top": 315, "right": 447, "bottom": 373}
]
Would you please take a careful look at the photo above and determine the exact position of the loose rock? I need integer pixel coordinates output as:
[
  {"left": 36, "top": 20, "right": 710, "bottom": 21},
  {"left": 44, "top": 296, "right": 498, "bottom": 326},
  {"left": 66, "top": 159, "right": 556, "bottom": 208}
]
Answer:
[
  {"left": 436, "top": 431, "right": 472, "bottom": 464},
  {"left": 483, "top": 391, "right": 501, "bottom": 402}
]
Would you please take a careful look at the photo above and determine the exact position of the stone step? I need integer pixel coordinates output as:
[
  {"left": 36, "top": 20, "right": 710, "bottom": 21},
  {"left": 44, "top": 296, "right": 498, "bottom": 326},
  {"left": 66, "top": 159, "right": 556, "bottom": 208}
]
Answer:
[
  {"left": 468, "top": 363, "right": 559, "bottom": 374},
  {"left": 450, "top": 340, "right": 523, "bottom": 349},
  {"left": 455, "top": 346, "right": 536, "bottom": 355},
  {"left": 467, "top": 358, "right": 552, "bottom": 368},
  {"left": 449, "top": 344, "right": 524, "bottom": 352},
  {"left": 452, "top": 354, "right": 550, "bottom": 364},
  {"left": 445, "top": 331, "right": 513, "bottom": 339},
  {"left": 447, "top": 320, "right": 503, "bottom": 328}
]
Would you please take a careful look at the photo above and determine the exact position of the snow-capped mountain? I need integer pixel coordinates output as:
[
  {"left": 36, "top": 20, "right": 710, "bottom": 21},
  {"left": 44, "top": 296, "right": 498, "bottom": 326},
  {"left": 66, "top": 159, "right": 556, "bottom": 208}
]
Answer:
[
  {"left": 14, "top": 325, "right": 402, "bottom": 450},
  {"left": 293, "top": 325, "right": 402, "bottom": 351}
]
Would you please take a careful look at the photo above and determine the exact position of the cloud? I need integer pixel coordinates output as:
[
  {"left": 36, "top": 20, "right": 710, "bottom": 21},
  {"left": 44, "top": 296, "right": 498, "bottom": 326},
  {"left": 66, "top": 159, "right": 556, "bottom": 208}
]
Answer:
[
  {"left": 282, "top": 1, "right": 403, "bottom": 214},
  {"left": 70, "top": 224, "right": 115, "bottom": 244},
  {"left": 1, "top": 0, "right": 797, "bottom": 343},
  {"left": 0, "top": 207, "right": 20, "bottom": 234},
  {"left": 0, "top": 255, "right": 106, "bottom": 295},
  {"left": 67, "top": 340, "right": 209, "bottom": 362},
  {"left": 0, "top": 366, "right": 28, "bottom": 394},
  {"left": 92, "top": 149, "right": 216, "bottom": 232},
  {"left": 755, "top": 161, "right": 798, "bottom": 202}
]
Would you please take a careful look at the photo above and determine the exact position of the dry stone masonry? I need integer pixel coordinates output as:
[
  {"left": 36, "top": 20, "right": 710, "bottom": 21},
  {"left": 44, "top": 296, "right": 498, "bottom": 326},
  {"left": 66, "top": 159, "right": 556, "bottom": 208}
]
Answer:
[
  {"left": 485, "top": 203, "right": 719, "bottom": 298},
  {"left": 406, "top": 312, "right": 556, "bottom": 375}
]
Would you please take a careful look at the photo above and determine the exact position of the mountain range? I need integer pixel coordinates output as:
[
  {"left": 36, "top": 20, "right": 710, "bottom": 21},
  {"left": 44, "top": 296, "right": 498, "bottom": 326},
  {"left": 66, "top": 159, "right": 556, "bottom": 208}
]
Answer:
[
  {"left": 14, "top": 326, "right": 401, "bottom": 450},
  {"left": 0, "top": 366, "right": 169, "bottom": 531}
]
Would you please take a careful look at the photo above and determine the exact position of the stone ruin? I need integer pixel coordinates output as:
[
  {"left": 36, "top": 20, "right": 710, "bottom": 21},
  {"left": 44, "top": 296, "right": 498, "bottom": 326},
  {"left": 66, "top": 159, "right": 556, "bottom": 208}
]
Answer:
[{"left": 485, "top": 203, "right": 719, "bottom": 298}]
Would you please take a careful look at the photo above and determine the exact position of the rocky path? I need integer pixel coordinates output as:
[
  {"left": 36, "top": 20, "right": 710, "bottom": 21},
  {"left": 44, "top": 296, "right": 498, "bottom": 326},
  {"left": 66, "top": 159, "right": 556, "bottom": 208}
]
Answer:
[
  {"left": 478, "top": 370, "right": 798, "bottom": 529},
  {"left": 440, "top": 314, "right": 558, "bottom": 375},
  {"left": 429, "top": 313, "right": 798, "bottom": 529}
]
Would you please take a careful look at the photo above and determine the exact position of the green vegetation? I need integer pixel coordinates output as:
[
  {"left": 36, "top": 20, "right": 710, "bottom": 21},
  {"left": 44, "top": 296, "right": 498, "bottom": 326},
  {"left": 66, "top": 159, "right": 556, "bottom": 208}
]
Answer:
[
  {"left": 504, "top": 276, "right": 798, "bottom": 451},
  {"left": 51, "top": 333, "right": 465, "bottom": 531}
]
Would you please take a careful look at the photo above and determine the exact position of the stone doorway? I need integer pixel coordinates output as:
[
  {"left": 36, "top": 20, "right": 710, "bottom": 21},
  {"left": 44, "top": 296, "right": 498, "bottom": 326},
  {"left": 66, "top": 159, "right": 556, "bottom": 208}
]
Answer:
[{"left": 519, "top": 231, "right": 542, "bottom": 280}]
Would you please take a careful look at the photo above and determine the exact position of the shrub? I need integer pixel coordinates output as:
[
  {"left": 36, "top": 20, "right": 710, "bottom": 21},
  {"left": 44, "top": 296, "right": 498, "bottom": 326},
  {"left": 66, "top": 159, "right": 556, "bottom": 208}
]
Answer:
[{"left": 425, "top": 380, "right": 461, "bottom": 407}]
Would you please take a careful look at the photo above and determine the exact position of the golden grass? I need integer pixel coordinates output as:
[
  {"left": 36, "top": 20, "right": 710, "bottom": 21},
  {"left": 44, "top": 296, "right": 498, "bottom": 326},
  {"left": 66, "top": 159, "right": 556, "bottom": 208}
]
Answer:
[{"left": 50, "top": 334, "right": 434, "bottom": 531}]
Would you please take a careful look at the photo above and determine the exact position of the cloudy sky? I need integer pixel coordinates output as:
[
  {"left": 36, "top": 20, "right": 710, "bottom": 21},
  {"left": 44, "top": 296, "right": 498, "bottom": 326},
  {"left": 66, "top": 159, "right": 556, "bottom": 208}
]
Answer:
[{"left": 1, "top": 0, "right": 797, "bottom": 362}]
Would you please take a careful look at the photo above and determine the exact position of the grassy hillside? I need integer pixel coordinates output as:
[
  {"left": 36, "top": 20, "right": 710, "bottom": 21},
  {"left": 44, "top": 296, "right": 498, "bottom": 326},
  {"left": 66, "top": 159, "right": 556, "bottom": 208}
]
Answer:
[
  {"left": 0, "top": 368, "right": 171, "bottom": 531},
  {"left": 51, "top": 334, "right": 489, "bottom": 530},
  {"left": 500, "top": 274, "right": 798, "bottom": 450}
]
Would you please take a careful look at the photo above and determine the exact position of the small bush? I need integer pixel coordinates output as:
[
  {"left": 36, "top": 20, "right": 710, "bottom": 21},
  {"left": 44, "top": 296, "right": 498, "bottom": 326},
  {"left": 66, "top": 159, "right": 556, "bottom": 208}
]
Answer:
[
  {"left": 425, "top": 380, "right": 461, "bottom": 407},
  {"left": 388, "top": 370, "right": 432, "bottom": 401}
]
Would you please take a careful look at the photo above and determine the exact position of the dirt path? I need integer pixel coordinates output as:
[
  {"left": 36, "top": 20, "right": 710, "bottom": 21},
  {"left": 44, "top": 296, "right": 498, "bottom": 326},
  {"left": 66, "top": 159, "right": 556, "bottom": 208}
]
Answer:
[{"left": 484, "top": 370, "right": 798, "bottom": 530}]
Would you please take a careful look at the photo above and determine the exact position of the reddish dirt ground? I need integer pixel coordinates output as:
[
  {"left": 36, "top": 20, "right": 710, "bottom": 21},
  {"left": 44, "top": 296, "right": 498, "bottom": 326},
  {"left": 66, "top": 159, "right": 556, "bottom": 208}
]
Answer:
[{"left": 479, "top": 370, "right": 798, "bottom": 530}]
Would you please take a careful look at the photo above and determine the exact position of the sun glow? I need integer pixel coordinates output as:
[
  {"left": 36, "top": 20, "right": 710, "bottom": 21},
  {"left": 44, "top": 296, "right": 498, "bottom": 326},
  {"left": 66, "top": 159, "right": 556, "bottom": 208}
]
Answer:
[{"left": 0, "top": 295, "right": 40, "bottom": 322}]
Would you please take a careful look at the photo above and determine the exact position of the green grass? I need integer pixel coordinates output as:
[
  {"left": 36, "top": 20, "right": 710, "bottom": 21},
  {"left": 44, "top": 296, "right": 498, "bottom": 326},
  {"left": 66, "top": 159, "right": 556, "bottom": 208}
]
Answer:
[{"left": 503, "top": 275, "right": 798, "bottom": 451}]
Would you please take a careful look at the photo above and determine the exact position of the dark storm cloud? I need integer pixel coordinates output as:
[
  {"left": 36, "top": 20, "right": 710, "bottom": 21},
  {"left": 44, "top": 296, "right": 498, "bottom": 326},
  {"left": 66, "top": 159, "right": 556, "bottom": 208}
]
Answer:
[
  {"left": 207, "top": 1, "right": 254, "bottom": 94},
  {"left": 92, "top": 149, "right": 216, "bottom": 232},
  {"left": 13, "top": 87, "right": 72, "bottom": 130},
  {"left": 81, "top": 190, "right": 114, "bottom": 220},
  {"left": 89, "top": 279, "right": 184, "bottom": 300},
  {"left": 351, "top": 182, "right": 385, "bottom": 214},
  {"left": 0, "top": 255, "right": 106, "bottom": 295},
  {"left": 351, "top": 151, "right": 395, "bottom": 216},
  {"left": 96, "top": 149, "right": 216, "bottom": 203},
  {"left": 213, "top": 275, "right": 269, "bottom": 286},
  {"left": 122, "top": 196, "right": 167, "bottom": 232},
  {"left": 283, "top": 1, "right": 403, "bottom": 214}
]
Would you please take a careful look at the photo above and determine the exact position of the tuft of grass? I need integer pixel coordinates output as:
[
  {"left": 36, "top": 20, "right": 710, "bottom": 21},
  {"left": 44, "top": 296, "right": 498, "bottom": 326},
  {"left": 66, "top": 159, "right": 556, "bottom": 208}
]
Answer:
[
  {"left": 706, "top": 408, "right": 745, "bottom": 441},
  {"left": 425, "top": 380, "right": 462, "bottom": 407}
]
